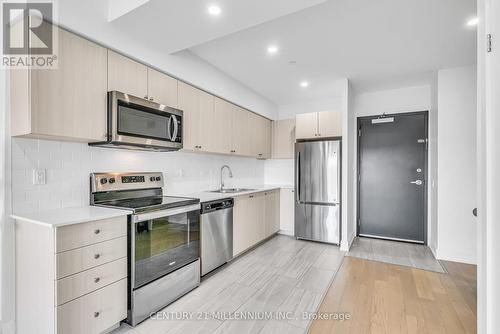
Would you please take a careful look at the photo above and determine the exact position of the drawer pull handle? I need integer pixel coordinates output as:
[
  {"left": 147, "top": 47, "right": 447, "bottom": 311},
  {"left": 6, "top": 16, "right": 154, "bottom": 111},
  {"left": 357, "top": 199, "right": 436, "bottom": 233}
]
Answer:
[
  {"left": 94, "top": 277, "right": 100, "bottom": 283},
  {"left": 94, "top": 229, "right": 101, "bottom": 235},
  {"left": 94, "top": 311, "right": 100, "bottom": 318},
  {"left": 94, "top": 253, "right": 100, "bottom": 260}
]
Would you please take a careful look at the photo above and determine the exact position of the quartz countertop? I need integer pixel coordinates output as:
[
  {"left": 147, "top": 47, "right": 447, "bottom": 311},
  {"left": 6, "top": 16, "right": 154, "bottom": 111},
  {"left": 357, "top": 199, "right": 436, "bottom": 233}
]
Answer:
[
  {"left": 168, "top": 184, "right": 294, "bottom": 203},
  {"left": 11, "top": 206, "right": 132, "bottom": 228}
]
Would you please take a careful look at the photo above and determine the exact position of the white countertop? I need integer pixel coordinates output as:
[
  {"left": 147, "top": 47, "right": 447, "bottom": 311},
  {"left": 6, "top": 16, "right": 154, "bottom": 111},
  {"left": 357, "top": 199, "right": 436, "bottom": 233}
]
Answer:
[
  {"left": 168, "top": 184, "right": 294, "bottom": 203},
  {"left": 11, "top": 206, "right": 132, "bottom": 228}
]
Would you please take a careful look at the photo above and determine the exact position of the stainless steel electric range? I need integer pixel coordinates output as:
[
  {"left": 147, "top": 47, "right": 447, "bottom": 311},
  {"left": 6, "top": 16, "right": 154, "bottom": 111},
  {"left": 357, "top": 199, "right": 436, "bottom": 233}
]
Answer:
[{"left": 90, "top": 172, "right": 201, "bottom": 326}]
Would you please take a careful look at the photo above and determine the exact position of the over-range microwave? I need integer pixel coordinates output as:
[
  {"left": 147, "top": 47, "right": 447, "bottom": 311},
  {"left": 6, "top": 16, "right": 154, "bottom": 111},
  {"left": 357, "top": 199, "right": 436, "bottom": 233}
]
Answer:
[{"left": 89, "top": 91, "right": 183, "bottom": 151}]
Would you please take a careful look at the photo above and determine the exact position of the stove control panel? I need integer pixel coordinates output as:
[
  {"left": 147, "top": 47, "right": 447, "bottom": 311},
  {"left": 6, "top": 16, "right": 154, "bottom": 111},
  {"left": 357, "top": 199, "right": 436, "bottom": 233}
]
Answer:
[{"left": 91, "top": 172, "right": 164, "bottom": 193}]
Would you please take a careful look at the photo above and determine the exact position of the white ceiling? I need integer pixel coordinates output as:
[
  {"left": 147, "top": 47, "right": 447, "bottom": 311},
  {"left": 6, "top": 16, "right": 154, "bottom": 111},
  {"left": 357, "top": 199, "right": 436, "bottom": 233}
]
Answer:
[
  {"left": 108, "top": 0, "right": 327, "bottom": 53},
  {"left": 189, "top": 0, "right": 477, "bottom": 105}
]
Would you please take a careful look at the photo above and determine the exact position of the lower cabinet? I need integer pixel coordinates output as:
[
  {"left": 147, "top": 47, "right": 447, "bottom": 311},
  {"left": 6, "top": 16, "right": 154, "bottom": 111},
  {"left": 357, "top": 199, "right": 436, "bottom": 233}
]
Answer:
[
  {"left": 15, "top": 216, "right": 128, "bottom": 334},
  {"left": 233, "top": 190, "right": 280, "bottom": 257},
  {"left": 279, "top": 188, "right": 295, "bottom": 236}
]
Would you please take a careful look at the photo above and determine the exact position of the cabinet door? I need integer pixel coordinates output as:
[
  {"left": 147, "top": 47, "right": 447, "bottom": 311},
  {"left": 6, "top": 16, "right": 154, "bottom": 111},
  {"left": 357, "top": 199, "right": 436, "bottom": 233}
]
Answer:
[
  {"left": 252, "top": 193, "right": 266, "bottom": 243},
  {"left": 232, "top": 106, "right": 250, "bottom": 156},
  {"left": 178, "top": 82, "right": 215, "bottom": 152},
  {"left": 279, "top": 188, "right": 295, "bottom": 236},
  {"left": 178, "top": 82, "right": 200, "bottom": 151},
  {"left": 272, "top": 119, "right": 296, "bottom": 159},
  {"left": 318, "top": 111, "right": 342, "bottom": 137},
  {"left": 147, "top": 68, "right": 178, "bottom": 108},
  {"left": 233, "top": 195, "right": 252, "bottom": 256},
  {"left": 107, "top": 50, "right": 148, "bottom": 99},
  {"left": 31, "top": 28, "right": 108, "bottom": 141},
  {"left": 295, "top": 112, "right": 318, "bottom": 139},
  {"left": 262, "top": 118, "right": 272, "bottom": 159},
  {"left": 265, "top": 190, "right": 280, "bottom": 237},
  {"left": 213, "top": 98, "right": 234, "bottom": 154}
]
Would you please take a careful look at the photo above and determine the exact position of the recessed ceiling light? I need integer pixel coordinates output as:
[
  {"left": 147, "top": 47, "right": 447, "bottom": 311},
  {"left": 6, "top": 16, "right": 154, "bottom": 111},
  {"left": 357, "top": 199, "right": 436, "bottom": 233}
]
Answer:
[
  {"left": 267, "top": 45, "right": 279, "bottom": 54},
  {"left": 300, "top": 81, "right": 309, "bottom": 88},
  {"left": 466, "top": 17, "right": 479, "bottom": 27},
  {"left": 208, "top": 5, "right": 221, "bottom": 16}
]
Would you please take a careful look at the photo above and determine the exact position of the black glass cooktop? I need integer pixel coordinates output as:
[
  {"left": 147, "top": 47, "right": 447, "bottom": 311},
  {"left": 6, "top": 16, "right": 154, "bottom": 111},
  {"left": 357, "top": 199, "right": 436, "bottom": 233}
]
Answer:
[{"left": 98, "top": 196, "right": 199, "bottom": 213}]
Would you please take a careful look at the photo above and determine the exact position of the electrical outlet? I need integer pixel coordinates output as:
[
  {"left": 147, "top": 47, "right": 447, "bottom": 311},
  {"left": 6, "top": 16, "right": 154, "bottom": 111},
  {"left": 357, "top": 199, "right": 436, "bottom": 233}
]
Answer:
[{"left": 33, "top": 169, "right": 46, "bottom": 185}]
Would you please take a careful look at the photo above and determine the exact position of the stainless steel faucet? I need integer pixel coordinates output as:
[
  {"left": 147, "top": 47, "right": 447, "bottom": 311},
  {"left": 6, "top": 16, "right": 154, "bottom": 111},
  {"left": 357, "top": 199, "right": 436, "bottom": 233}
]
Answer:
[{"left": 220, "top": 165, "right": 233, "bottom": 190}]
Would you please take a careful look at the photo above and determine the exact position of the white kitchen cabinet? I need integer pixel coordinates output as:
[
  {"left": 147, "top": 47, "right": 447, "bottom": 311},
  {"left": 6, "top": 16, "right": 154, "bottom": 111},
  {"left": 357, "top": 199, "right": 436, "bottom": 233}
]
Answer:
[
  {"left": 108, "top": 51, "right": 178, "bottom": 108},
  {"left": 272, "top": 119, "right": 296, "bottom": 159},
  {"left": 11, "top": 26, "right": 108, "bottom": 142},
  {"left": 178, "top": 82, "right": 215, "bottom": 152},
  {"left": 279, "top": 188, "right": 295, "bottom": 236},
  {"left": 233, "top": 194, "right": 256, "bottom": 256},
  {"left": 318, "top": 111, "right": 342, "bottom": 138},
  {"left": 213, "top": 97, "right": 235, "bottom": 155},
  {"left": 14, "top": 216, "right": 128, "bottom": 334},
  {"left": 233, "top": 190, "right": 280, "bottom": 257},
  {"left": 295, "top": 111, "right": 342, "bottom": 139},
  {"left": 264, "top": 190, "right": 280, "bottom": 236},
  {"left": 232, "top": 106, "right": 252, "bottom": 156},
  {"left": 107, "top": 50, "right": 148, "bottom": 99},
  {"left": 147, "top": 68, "right": 178, "bottom": 107},
  {"left": 295, "top": 112, "right": 318, "bottom": 139}
]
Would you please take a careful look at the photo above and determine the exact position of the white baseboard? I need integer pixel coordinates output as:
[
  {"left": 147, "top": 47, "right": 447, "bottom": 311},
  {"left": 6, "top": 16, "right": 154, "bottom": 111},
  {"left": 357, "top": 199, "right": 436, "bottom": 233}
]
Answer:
[
  {"left": 436, "top": 248, "right": 477, "bottom": 265},
  {"left": 340, "top": 233, "right": 355, "bottom": 252},
  {"left": 278, "top": 230, "right": 294, "bottom": 237}
]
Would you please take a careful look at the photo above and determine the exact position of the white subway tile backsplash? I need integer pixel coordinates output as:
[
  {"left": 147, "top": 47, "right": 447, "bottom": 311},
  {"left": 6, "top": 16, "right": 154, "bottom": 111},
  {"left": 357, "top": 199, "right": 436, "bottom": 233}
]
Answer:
[{"left": 11, "top": 138, "right": 266, "bottom": 214}]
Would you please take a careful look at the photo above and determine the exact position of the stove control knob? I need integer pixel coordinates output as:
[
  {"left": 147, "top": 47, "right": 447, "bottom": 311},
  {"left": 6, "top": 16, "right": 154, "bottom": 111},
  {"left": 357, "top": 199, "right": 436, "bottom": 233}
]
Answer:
[
  {"left": 100, "top": 178, "right": 107, "bottom": 185},
  {"left": 150, "top": 176, "right": 155, "bottom": 182},
  {"left": 156, "top": 176, "right": 161, "bottom": 181},
  {"left": 109, "top": 178, "right": 115, "bottom": 184}
]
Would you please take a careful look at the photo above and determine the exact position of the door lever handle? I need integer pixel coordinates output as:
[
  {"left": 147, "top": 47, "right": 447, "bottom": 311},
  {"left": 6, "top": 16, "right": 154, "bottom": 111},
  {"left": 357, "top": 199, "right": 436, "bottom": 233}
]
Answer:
[{"left": 410, "top": 180, "right": 423, "bottom": 186}]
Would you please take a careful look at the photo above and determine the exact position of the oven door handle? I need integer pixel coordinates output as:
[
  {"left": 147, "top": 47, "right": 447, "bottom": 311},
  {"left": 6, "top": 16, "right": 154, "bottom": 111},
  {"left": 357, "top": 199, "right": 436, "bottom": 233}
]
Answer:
[{"left": 131, "top": 204, "right": 200, "bottom": 223}]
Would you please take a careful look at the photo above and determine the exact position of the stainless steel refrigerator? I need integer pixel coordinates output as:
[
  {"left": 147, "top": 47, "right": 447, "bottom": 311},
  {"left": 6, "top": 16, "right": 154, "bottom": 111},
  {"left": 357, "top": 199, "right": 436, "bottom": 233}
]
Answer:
[{"left": 295, "top": 140, "right": 341, "bottom": 244}]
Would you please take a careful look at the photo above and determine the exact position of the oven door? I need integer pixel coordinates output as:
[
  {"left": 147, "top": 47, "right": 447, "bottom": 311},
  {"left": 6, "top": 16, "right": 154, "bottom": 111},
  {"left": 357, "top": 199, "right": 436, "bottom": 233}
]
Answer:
[
  {"left": 109, "top": 91, "right": 183, "bottom": 150},
  {"left": 130, "top": 204, "right": 200, "bottom": 289}
]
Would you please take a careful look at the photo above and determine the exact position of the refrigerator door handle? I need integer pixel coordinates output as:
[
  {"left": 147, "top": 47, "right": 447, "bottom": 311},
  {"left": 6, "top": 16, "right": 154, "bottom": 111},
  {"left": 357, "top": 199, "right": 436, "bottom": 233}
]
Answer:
[{"left": 296, "top": 151, "right": 301, "bottom": 202}]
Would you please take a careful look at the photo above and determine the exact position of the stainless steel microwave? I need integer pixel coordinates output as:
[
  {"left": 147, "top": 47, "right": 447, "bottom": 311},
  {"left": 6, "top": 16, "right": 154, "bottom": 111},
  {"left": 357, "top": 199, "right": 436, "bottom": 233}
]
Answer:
[{"left": 89, "top": 91, "right": 183, "bottom": 151}]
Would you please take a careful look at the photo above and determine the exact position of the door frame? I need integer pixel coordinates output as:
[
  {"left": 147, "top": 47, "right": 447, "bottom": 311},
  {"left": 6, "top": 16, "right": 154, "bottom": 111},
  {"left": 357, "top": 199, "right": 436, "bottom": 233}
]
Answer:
[{"left": 356, "top": 110, "right": 429, "bottom": 244}]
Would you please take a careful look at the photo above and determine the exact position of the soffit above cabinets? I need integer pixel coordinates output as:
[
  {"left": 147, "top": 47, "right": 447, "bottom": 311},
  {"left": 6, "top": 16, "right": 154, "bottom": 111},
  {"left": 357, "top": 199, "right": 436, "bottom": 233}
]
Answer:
[{"left": 105, "top": 0, "right": 328, "bottom": 53}]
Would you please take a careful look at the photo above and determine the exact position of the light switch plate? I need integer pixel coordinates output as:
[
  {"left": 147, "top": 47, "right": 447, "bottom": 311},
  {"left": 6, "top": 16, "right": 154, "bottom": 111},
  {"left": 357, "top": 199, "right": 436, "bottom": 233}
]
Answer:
[{"left": 33, "top": 169, "right": 46, "bottom": 185}]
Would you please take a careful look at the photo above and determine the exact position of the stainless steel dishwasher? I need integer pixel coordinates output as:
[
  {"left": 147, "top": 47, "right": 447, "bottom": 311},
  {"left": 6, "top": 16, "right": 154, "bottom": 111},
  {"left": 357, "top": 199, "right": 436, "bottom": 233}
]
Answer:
[{"left": 200, "top": 198, "right": 234, "bottom": 276}]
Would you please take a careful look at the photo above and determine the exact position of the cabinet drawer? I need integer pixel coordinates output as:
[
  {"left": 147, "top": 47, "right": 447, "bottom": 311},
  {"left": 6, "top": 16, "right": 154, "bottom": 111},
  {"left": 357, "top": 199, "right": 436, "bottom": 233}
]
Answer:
[
  {"left": 57, "top": 278, "right": 127, "bottom": 334},
  {"left": 56, "top": 237, "right": 127, "bottom": 279},
  {"left": 56, "top": 216, "right": 127, "bottom": 253},
  {"left": 56, "top": 257, "right": 127, "bottom": 306}
]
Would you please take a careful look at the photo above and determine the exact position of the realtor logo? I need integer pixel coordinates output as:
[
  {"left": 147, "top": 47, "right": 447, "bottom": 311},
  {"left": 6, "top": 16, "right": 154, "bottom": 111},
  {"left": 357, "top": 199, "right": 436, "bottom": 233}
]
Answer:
[{"left": 1, "top": 1, "right": 57, "bottom": 68}]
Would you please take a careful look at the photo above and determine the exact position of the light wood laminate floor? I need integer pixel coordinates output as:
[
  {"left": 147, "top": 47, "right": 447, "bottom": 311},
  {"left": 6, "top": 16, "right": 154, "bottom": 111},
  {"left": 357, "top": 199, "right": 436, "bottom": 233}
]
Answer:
[
  {"left": 112, "top": 235, "right": 345, "bottom": 334},
  {"left": 348, "top": 237, "right": 445, "bottom": 273},
  {"left": 309, "top": 256, "right": 477, "bottom": 334}
]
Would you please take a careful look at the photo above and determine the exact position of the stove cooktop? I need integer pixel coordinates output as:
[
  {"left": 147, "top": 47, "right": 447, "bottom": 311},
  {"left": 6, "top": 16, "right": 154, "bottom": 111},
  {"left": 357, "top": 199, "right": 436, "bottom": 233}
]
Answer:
[{"left": 97, "top": 196, "right": 200, "bottom": 214}]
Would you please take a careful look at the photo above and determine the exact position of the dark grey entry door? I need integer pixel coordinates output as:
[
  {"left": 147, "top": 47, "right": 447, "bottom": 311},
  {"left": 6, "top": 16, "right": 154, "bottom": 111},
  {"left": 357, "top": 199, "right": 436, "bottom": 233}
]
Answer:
[{"left": 358, "top": 112, "right": 428, "bottom": 243}]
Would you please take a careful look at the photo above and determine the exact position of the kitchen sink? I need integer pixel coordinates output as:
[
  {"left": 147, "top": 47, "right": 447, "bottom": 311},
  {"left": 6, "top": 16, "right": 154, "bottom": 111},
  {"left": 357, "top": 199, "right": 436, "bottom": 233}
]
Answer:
[{"left": 209, "top": 188, "right": 256, "bottom": 194}]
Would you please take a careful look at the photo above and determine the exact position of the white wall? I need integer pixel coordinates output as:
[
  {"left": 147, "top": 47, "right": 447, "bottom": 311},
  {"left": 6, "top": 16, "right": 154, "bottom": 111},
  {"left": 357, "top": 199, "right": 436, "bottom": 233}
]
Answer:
[
  {"left": 352, "top": 84, "right": 437, "bottom": 252},
  {"left": 11, "top": 138, "right": 265, "bottom": 214},
  {"left": 437, "top": 65, "right": 477, "bottom": 264},
  {"left": 56, "top": 0, "right": 278, "bottom": 120}
]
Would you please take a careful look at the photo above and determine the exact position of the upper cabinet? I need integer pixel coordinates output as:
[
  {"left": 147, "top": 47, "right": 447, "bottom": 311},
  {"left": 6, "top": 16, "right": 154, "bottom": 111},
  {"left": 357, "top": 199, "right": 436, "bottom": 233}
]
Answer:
[
  {"left": 213, "top": 97, "right": 234, "bottom": 155},
  {"left": 272, "top": 119, "right": 295, "bottom": 159},
  {"left": 107, "top": 50, "right": 147, "bottom": 99},
  {"left": 11, "top": 26, "right": 108, "bottom": 142},
  {"left": 10, "top": 25, "right": 271, "bottom": 159},
  {"left": 147, "top": 68, "right": 178, "bottom": 108},
  {"left": 295, "top": 111, "right": 342, "bottom": 139},
  {"left": 107, "top": 51, "right": 178, "bottom": 108},
  {"left": 178, "top": 82, "right": 214, "bottom": 152}
]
